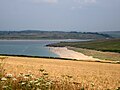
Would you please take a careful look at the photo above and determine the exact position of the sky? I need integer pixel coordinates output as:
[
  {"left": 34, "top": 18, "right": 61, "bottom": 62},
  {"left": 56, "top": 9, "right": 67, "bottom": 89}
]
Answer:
[{"left": 0, "top": 0, "right": 120, "bottom": 32}]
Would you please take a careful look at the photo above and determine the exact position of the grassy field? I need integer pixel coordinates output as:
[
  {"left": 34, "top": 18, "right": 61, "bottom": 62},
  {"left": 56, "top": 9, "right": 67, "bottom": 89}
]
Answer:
[
  {"left": 0, "top": 56, "right": 120, "bottom": 90},
  {"left": 47, "top": 39, "right": 120, "bottom": 53}
]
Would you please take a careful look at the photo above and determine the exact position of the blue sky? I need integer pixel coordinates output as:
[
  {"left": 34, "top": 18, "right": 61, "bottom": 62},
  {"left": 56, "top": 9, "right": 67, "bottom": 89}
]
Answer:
[{"left": 0, "top": 0, "right": 120, "bottom": 32}]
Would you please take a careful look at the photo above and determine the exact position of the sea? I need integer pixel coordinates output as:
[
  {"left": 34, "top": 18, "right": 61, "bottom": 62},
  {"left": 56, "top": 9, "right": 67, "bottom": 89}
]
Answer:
[{"left": 0, "top": 39, "right": 90, "bottom": 57}]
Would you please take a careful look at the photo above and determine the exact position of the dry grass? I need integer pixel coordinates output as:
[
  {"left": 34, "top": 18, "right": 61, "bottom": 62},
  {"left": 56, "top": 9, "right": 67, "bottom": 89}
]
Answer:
[
  {"left": 0, "top": 56, "right": 120, "bottom": 90},
  {"left": 68, "top": 47, "right": 120, "bottom": 61}
]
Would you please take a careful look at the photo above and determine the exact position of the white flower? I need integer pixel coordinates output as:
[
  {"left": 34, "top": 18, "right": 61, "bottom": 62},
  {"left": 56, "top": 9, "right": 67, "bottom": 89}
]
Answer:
[
  {"left": 21, "top": 82, "right": 26, "bottom": 85},
  {"left": 1, "top": 77, "right": 7, "bottom": 81},
  {"left": 30, "top": 74, "right": 34, "bottom": 78},
  {"left": 6, "top": 74, "right": 13, "bottom": 78},
  {"left": 91, "top": 83, "right": 95, "bottom": 87},
  {"left": 13, "top": 78, "right": 17, "bottom": 81},
  {"left": 18, "top": 73, "right": 24, "bottom": 77},
  {"left": 116, "top": 61, "right": 120, "bottom": 63},
  {"left": 2, "top": 86, "right": 8, "bottom": 89},
  {"left": 24, "top": 76, "right": 29, "bottom": 79},
  {"left": 46, "top": 82, "right": 51, "bottom": 85},
  {"left": 29, "top": 80, "right": 34, "bottom": 83},
  {"left": 34, "top": 80, "right": 38, "bottom": 83},
  {"left": 35, "top": 83, "right": 40, "bottom": 86}
]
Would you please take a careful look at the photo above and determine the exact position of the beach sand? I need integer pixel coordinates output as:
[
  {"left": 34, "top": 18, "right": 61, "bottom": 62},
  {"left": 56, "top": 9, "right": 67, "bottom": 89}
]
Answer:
[{"left": 50, "top": 47, "right": 100, "bottom": 61}]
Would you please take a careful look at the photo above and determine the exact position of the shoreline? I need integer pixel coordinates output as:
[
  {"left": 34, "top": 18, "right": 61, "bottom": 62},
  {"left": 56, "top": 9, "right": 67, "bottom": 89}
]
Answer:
[
  {"left": 49, "top": 47, "right": 101, "bottom": 61},
  {"left": 49, "top": 46, "right": 119, "bottom": 64}
]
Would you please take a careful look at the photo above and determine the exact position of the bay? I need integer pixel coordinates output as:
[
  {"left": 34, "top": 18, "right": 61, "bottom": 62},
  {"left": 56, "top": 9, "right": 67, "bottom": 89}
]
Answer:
[{"left": 0, "top": 39, "right": 90, "bottom": 57}]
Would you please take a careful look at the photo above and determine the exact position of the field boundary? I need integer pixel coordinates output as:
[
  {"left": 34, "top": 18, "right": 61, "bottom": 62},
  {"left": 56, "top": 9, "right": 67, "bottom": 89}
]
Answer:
[{"left": 0, "top": 54, "right": 120, "bottom": 64}]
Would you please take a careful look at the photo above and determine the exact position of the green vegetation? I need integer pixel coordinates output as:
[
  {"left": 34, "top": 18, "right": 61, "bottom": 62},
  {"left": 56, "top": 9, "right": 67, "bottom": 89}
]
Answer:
[
  {"left": 48, "top": 39, "right": 120, "bottom": 53},
  {"left": 0, "top": 30, "right": 112, "bottom": 39}
]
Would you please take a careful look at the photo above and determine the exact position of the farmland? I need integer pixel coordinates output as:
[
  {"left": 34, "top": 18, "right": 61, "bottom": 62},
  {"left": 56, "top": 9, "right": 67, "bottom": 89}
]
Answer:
[{"left": 0, "top": 56, "right": 120, "bottom": 90}]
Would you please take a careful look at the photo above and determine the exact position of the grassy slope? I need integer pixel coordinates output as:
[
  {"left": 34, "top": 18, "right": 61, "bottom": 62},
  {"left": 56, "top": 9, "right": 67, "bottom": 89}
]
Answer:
[{"left": 48, "top": 39, "right": 120, "bottom": 53}]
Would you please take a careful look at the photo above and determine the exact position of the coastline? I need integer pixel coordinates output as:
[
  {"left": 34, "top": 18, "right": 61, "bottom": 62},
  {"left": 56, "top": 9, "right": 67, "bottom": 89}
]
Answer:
[{"left": 49, "top": 47, "right": 100, "bottom": 61}]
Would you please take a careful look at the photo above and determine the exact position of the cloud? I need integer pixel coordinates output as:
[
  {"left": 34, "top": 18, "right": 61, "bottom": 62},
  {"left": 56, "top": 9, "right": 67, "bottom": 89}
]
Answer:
[
  {"left": 71, "top": 6, "right": 82, "bottom": 10},
  {"left": 71, "top": 0, "right": 96, "bottom": 10},
  {"left": 84, "top": 0, "right": 96, "bottom": 4},
  {"left": 23, "top": 0, "right": 58, "bottom": 4},
  {"left": 34, "top": 0, "right": 58, "bottom": 3},
  {"left": 30, "top": 0, "right": 96, "bottom": 5},
  {"left": 74, "top": 0, "right": 96, "bottom": 4}
]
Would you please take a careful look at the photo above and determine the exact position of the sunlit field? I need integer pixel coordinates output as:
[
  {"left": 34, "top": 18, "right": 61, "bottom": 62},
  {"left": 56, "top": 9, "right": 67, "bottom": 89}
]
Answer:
[{"left": 0, "top": 56, "right": 120, "bottom": 90}]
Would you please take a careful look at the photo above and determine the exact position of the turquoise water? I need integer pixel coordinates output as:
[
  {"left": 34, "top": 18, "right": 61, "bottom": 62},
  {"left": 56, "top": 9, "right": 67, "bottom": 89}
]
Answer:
[{"left": 0, "top": 39, "right": 90, "bottom": 57}]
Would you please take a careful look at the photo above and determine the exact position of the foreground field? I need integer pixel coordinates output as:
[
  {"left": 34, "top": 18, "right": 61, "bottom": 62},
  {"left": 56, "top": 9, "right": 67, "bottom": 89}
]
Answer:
[{"left": 0, "top": 56, "right": 120, "bottom": 90}]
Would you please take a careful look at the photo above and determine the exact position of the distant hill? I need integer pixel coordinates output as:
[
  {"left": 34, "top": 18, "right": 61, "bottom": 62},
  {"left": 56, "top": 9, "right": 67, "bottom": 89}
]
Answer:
[
  {"left": 0, "top": 30, "right": 112, "bottom": 39},
  {"left": 100, "top": 31, "right": 120, "bottom": 38}
]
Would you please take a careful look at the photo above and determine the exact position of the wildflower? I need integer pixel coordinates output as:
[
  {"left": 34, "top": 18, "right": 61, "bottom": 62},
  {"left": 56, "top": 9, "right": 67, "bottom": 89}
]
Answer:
[
  {"left": 34, "top": 80, "right": 38, "bottom": 83},
  {"left": 26, "top": 84, "right": 31, "bottom": 87},
  {"left": 29, "top": 80, "right": 34, "bottom": 83},
  {"left": 1, "top": 77, "right": 7, "bottom": 81},
  {"left": 116, "top": 87, "right": 120, "bottom": 90},
  {"left": 13, "top": 78, "right": 17, "bottom": 81},
  {"left": 21, "top": 82, "right": 26, "bottom": 85},
  {"left": 30, "top": 74, "right": 34, "bottom": 78},
  {"left": 46, "top": 82, "right": 51, "bottom": 86},
  {"left": 6, "top": 74, "right": 13, "bottom": 78},
  {"left": 18, "top": 73, "right": 24, "bottom": 77},
  {"left": 24, "top": 76, "right": 29, "bottom": 79},
  {"left": 35, "top": 83, "right": 40, "bottom": 86},
  {"left": 116, "top": 61, "right": 120, "bottom": 63},
  {"left": 2, "top": 86, "right": 8, "bottom": 89},
  {"left": 91, "top": 83, "right": 95, "bottom": 87}
]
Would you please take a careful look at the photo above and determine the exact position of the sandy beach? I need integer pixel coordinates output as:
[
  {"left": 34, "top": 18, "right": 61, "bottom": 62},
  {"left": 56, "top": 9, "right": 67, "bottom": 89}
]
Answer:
[{"left": 50, "top": 47, "right": 100, "bottom": 61}]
